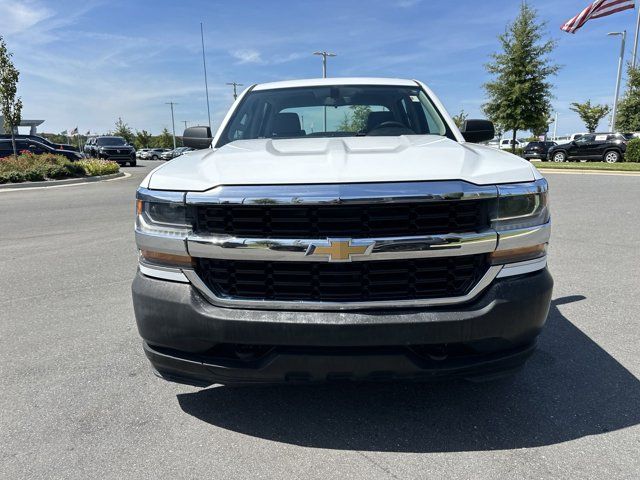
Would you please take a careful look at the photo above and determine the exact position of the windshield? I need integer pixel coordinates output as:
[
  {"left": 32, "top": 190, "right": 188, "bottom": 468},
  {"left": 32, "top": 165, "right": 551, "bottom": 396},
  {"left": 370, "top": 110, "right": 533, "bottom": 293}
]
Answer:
[
  {"left": 217, "top": 85, "right": 453, "bottom": 147},
  {"left": 96, "top": 137, "right": 126, "bottom": 146}
]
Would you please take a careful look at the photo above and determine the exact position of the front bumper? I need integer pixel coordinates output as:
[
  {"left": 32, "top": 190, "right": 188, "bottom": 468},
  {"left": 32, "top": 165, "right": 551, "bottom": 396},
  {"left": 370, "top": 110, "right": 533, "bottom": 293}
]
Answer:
[{"left": 132, "top": 268, "right": 553, "bottom": 386}]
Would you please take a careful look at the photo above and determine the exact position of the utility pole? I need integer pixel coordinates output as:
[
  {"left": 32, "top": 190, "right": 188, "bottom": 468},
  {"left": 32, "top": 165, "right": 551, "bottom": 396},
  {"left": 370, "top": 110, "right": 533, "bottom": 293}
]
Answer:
[
  {"left": 608, "top": 31, "right": 626, "bottom": 132},
  {"left": 201, "top": 22, "right": 212, "bottom": 130},
  {"left": 181, "top": 120, "right": 190, "bottom": 130},
  {"left": 165, "top": 102, "right": 178, "bottom": 149},
  {"left": 313, "top": 51, "right": 336, "bottom": 78},
  {"left": 226, "top": 82, "right": 244, "bottom": 100},
  {"left": 313, "top": 51, "right": 337, "bottom": 132}
]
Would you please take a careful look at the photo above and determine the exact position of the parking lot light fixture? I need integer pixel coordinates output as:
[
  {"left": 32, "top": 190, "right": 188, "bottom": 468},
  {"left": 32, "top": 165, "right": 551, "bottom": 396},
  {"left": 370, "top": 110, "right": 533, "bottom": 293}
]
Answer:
[{"left": 313, "top": 51, "right": 336, "bottom": 78}]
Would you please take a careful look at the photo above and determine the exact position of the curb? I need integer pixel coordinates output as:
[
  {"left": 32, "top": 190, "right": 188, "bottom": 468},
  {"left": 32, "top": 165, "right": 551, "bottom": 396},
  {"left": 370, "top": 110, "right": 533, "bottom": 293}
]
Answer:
[
  {"left": 538, "top": 169, "right": 640, "bottom": 176},
  {"left": 0, "top": 172, "right": 126, "bottom": 190}
]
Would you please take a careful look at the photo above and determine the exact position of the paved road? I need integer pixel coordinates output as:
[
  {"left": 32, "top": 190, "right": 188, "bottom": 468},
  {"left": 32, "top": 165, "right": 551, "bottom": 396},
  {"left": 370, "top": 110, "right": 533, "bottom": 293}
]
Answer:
[{"left": 1, "top": 162, "right": 639, "bottom": 479}]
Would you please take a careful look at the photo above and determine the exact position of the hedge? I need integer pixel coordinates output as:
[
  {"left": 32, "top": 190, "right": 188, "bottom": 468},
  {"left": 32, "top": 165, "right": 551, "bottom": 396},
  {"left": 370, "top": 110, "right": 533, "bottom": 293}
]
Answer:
[
  {"left": 625, "top": 138, "right": 640, "bottom": 163},
  {"left": 0, "top": 152, "right": 119, "bottom": 184}
]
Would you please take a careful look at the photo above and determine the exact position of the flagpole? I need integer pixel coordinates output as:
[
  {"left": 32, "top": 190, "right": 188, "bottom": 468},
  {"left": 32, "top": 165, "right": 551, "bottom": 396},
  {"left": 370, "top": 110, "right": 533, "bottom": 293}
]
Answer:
[{"left": 632, "top": 4, "right": 640, "bottom": 68}]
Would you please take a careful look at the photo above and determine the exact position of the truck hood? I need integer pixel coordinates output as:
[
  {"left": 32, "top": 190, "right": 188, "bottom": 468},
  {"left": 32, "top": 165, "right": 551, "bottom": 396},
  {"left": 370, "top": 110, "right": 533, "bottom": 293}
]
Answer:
[{"left": 146, "top": 135, "right": 539, "bottom": 191}]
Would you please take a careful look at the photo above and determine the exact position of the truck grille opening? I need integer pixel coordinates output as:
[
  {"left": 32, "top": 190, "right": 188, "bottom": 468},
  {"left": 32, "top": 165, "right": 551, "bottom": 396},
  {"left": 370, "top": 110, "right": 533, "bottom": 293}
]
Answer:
[
  {"left": 193, "top": 200, "right": 489, "bottom": 239},
  {"left": 195, "top": 255, "right": 488, "bottom": 303}
]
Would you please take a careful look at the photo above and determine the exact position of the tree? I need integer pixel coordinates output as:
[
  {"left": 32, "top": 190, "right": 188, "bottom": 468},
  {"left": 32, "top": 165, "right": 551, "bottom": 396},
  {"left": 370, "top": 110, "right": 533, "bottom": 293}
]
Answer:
[
  {"left": 452, "top": 109, "right": 468, "bottom": 129},
  {"left": 616, "top": 65, "right": 640, "bottom": 132},
  {"left": 569, "top": 100, "right": 610, "bottom": 133},
  {"left": 338, "top": 105, "right": 371, "bottom": 132},
  {"left": 114, "top": 117, "right": 134, "bottom": 144},
  {"left": 0, "top": 36, "right": 23, "bottom": 159},
  {"left": 134, "top": 129, "right": 153, "bottom": 149},
  {"left": 483, "top": 2, "right": 560, "bottom": 152},
  {"left": 156, "top": 127, "right": 174, "bottom": 149}
]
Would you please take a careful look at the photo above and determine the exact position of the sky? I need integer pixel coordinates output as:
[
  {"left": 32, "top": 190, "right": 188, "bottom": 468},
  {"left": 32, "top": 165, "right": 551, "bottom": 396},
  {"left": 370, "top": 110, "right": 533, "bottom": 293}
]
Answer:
[{"left": 2, "top": 0, "right": 639, "bottom": 137}]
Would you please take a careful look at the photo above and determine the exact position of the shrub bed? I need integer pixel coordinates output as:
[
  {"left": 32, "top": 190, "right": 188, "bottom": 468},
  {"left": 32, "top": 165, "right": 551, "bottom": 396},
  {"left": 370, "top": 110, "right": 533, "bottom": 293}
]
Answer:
[
  {"left": 76, "top": 158, "right": 120, "bottom": 176},
  {"left": 0, "top": 152, "right": 119, "bottom": 184},
  {"left": 625, "top": 138, "right": 640, "bottom": 163}
]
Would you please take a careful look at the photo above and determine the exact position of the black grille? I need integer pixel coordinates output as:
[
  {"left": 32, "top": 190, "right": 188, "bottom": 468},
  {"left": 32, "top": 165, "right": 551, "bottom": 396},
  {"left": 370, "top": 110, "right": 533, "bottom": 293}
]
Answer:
[
  {"left": 194, "top": 200, "right": 489, "bottom": 238},
  {"left": 195, "top": 255, "right": 488, "bottom": 303}
]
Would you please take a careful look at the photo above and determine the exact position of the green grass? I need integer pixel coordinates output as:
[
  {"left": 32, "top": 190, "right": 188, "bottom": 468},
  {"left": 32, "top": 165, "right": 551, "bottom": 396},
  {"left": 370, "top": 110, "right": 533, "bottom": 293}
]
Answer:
[{"left": 533, "top": 161, "right": 640, "bottom": 172}]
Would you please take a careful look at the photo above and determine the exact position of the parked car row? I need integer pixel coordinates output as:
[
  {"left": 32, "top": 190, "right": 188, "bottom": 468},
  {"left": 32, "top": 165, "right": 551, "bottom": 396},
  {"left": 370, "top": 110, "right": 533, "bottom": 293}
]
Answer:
[
  {"left": 0, "top": 137, "right": 83, "bottom": 161},
  {"left": 84, "top": 136, "right": 137, "bottom": 166},
  {"left": 0, "top": 134, "right": 79, "bottom": 152},
  {"left": 137, "top": 146, "right": 193, "bottom": 160},
  {"left": 160, "top": 146, "right": 194, "bottom": 160}
]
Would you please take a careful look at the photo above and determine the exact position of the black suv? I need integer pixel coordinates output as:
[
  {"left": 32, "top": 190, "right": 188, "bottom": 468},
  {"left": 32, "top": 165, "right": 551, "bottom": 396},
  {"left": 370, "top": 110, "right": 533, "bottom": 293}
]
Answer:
[
  {"left": 523, "top": 141, "right": 557, "bottom": 160},
  {"left": 547, "top": 133, "right": 631, "bottom": 163},
  {"left": 0, "top": 138, "right": 82, "bottom": 161},
  {"left": 84, "top": 136, "right": 136, "bottom": 166}
]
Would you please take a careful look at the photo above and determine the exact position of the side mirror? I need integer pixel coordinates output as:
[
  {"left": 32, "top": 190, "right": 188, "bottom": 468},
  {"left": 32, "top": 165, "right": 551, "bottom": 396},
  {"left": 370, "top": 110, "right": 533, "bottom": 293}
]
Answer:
[
  {"left": 182, "top": 126, "right": 213, "bottom": 150},
  {"left": 460, "top": 119, "right": 495, "bottom": 143}
]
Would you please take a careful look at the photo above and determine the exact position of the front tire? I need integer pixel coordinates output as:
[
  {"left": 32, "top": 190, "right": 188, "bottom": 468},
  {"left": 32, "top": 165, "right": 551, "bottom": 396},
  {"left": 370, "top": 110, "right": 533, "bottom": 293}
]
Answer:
[
  {"left": 604, "top": 150, "right": 620, "bottom": 163},
  {"left": 130, "top": 160, "right": 137, "bottom": 167},
  {"left": 152, "top": 155, "right": 159, "bottom": 160},
  {"left": 552, "top": 151, "right": 566, "bottom": 162}
]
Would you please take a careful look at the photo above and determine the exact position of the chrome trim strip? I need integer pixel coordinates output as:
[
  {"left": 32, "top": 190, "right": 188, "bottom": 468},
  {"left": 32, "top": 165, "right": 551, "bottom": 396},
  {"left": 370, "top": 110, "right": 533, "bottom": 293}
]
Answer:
[
  {"left": 182, "top": 265, "right": 503, "bottom": 311},
  {"left": 135, "top": 230, "right": 189, "bottom": 256},
  {"left": 139, "top": 262, "right": 189, "bottom": 283},
  {"left": 136, "top": 187, "right": 185, "bottom": 203},
  {"left": 185, "top": 181, "right": 498, "bottom": 206},
  {"left": 496, "top": 178, "right": 548, "bottom": 198},
  {"left": 186, "top": 230, "right": 498, "bottom": 262},
  {"left": 496, "top": 221, "right": 551, "bottom": 251},
  {"left": 497, "top": 256, "right": 547, "bottom": 278}
]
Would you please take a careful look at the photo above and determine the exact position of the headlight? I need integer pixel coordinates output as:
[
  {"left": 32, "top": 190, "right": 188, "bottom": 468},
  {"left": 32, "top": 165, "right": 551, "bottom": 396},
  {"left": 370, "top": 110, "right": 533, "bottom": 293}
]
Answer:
[
  {"left": 492, "top": 179, "right": 549, "bottom": 231},
  {"left": 135, "top": 189, "right": 191, "bottom": 236}
]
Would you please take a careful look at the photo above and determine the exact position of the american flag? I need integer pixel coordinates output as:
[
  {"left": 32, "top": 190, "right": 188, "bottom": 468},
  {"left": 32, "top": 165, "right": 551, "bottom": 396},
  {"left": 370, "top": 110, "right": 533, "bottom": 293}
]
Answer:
[{"left": 561, "top": 0, "right": 636, "bottom": 33}]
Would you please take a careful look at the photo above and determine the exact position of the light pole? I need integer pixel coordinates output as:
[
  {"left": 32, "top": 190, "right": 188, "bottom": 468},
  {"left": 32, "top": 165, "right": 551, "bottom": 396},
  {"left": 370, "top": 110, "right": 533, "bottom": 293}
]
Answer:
[
  {"left": 633, "top": 8, "right": 639, "bottom": 69},
  {"left": 200, "top": 22, "right": 212, "bottom": 130},
  {"left": 226, "top": 82, "right": 244, "bottom": 100},
  {"left": 313, "top": 51, "right": 336, "bottom": 78},
  {"left": 165, "top": 101, "right": 178, "bottom": 149},
  {"left": 608, "top": 31, "right": 626, "bottom": 133},
  {"left": 552, "top": 112, "right": 558, "bottom": 141},
  {"left": 313, "top": 51, "right": 336, "bottom": 132}
]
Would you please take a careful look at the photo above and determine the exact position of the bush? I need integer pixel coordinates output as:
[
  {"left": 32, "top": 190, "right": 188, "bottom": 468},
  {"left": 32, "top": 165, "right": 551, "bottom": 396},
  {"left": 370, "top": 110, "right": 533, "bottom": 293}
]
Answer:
[
  {"left": 625, "top": 138, "right": 640, "bottom": 163},
  {"left": 76, "top": 159, "right": 120, "bottom": 176},
  {"left": 5, "top": 171, "right": 26, "bottom": 183},
  {"left": 0, "top": 152, "right": 113, "bottom": 183},
  {"left": 24, "top": 168, "right": 45, "bottom": 182}
]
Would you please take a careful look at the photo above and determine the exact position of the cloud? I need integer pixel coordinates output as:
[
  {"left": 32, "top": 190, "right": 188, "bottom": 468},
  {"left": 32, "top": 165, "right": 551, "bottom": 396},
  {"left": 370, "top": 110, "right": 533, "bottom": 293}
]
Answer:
[
  {"left": 0, "top": 0, "right": 54, "bottom": 35},
  {"left": 231, "top": 49, "right": 263, "bottom": 64}
]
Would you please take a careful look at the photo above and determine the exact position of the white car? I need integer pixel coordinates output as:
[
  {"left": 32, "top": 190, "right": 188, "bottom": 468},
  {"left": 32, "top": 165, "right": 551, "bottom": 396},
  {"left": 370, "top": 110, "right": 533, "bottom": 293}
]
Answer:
[
  {"left": 132, "top": 77, "right": 552, "bottom": 386},
  {"left": 498, "top": 139, "right": 528, "bottom": 150}
]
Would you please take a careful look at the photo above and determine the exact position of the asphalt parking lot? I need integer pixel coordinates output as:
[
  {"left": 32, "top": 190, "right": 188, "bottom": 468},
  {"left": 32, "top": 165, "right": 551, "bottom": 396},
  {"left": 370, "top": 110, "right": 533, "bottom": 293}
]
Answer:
[{"left": 1, "top": 161, "right": 639, "bottom": 479}]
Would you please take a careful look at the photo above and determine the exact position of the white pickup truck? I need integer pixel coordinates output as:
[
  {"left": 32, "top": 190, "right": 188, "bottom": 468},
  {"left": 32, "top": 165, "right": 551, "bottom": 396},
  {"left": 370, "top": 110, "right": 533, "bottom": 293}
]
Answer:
[{"left": 132, "top": 77, "right": 552, "bottom": 386}]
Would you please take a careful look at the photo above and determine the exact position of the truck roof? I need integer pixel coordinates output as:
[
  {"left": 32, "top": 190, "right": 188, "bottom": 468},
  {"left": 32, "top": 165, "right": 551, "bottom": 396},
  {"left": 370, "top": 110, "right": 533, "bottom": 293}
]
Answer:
[{"left": 252, "top": 77, "right": 418, "bottom": 91}]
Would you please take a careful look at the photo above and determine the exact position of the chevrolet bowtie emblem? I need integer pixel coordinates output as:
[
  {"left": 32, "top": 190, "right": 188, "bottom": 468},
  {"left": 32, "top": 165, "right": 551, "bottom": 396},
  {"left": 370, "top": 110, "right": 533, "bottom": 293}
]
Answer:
[{"left": 305, "top": 238, "right": 375, "bottom": 262}]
